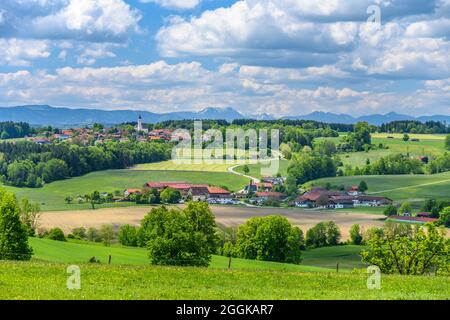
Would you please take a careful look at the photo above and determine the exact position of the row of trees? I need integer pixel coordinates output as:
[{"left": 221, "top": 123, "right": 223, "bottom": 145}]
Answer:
[
  {"left": 379, "top": 121, "right": 450, "bottom": 134},
  {"left": 0, "top": 122, "right": 32, "bottom": 140},
  {"left": 0, "top": 140, "right": 171, "bottom": 187}
]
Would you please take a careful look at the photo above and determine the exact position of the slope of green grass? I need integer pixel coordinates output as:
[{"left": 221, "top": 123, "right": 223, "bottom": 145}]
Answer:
[
  {"left": 30, "top": 237, "right": 353, "bottom": 272},
  {"left": 309, "top": 171, "right": 450, "bottom": 202},
  {"left": 1, "top": 261, "right": 448, "bottom": 300},
  {"left": 1, "top": 169, "right": 248, "bottom": 211},
  {"left": 234, "top": 159, "right": 289, "bottom": 179}
]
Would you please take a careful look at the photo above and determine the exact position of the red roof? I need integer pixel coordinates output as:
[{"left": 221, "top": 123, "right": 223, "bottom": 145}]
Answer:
[
  {"left": 256, "top": 192, "right": 286, "bottom": 198},
  {"left": 256, "top": 182, "right": 274, "bottom": 188},
  {"left": 207, "top": 186, "right": 231, "bottom": 195},
  {"left": 125, "top": 189, "right": 142, "bottom": 194}
]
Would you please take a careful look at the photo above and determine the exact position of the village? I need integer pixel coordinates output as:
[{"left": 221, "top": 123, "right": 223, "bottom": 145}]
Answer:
[
  {"left": 121, "top": 178, "right": 393, "bottom": 210},
  {"left": 28, "top": 116, "right": 178, "bottom": 146}
]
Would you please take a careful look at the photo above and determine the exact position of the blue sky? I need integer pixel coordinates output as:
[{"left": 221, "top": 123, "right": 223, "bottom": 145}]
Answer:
[{"left": 0, "top": 0, "right": 449, "bottom": 117}]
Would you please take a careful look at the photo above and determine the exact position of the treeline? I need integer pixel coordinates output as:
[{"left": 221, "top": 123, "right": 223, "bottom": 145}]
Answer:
[
  {"left": 0, "top": 122, "right": 32, "bottom": 140},
  {"left": 0, "top": 140, "right": 171, "bottom": 187},
  {"left": 379, "top": 121, "right": 449, "bottom": 134},
  {"left": 286, "top": 153, "right": 337, "bottom": 194},
  {"left": 231, "top": 119, "right": 355, "bottom": 132},
  {"left": 344, "top": 153, "right": 450, "bottom": 176}
]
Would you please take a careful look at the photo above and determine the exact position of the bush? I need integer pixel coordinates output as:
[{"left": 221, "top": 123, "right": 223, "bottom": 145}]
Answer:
[
  {"left": 384, "top": 205, "right": 398, "bottom": 217},
  {"left": 306, "top": 221, "right": 341, "bottom": 248},
  {"left": 160, "top": 188, "right": 182, "bottom": 204},
  {"left": 46, "top": 228, "right": 66, "bottom": 242},
  {"left": 71, "top": 227, "right": 87, "bottom": 240},
  {"left": 87, "top": 227, "right": 103, "bottom": 243},
  {"left": 99, "top": 225, "right": 115, "bottom": 246},
  {"left": 349, "top": 224, "right": 363, "bottom": 245},
  {"left": 235, "top": 215, "right": 304, "bottom": 264},
  {"left": 140, "top": 203, "right": 218, "bottom": 267},
  {"left": 118, "top": 225, "right": 138, "bottom": 247}
]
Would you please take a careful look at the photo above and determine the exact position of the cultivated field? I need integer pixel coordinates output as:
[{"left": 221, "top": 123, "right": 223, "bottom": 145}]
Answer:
[
  {"left": 1, "top": 260, "right": 448, "bottom": 300},
  {"left": 132, "top": 160, "right": 232, "bottom": 172},
  {"left": 39, "top": 205, "right": 385, "bottom": 240}
]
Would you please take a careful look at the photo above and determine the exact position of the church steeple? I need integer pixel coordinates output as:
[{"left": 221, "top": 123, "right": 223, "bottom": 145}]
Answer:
[{"left": 137, "top": 115, "right": 144, "bottom": 132}]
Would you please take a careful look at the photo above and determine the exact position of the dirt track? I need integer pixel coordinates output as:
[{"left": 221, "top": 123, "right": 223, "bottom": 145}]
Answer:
[{"left": 40, "top": 205, "right": 385, "bottom": 240}]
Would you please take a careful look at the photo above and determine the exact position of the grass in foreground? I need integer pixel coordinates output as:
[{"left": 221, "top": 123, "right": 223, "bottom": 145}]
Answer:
[
  {"left": 1, "top": 169, "right": 248, "bottom": 211},
  {"left": 0, "top": 261, "right": 448, "bottom": 300}
]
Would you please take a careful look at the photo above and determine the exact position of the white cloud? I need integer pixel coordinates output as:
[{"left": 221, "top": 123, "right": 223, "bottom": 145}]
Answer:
[
  {"left": 0, "top": 38, "right": 51, "bottom": 66},
  {"left": 0, "top": 61, "right": 448, "bottom": 116},
  {"left": 0, "top": 0, "right": 141, "bottom": 42},
  {"left": 30, "top": 0, "right": 141, "bottom": 42},
  {"left": 155, "top": 0, "right": 441, "bottom": 65},
  {"left": 140, "top": 0, "right": 201, "bottom": 10}
]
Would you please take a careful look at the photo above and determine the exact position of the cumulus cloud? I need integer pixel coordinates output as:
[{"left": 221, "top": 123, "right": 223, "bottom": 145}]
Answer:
[
  {"left": 0, "top": 0, "right": 141, "bottom": 42},
  {"left": 156, "top": 0, "right": 441, "bottom": 66},
  {"left": 140, "top": 0, "right": 201, "bottom": 10},
  {"left": 0, "top": 61, "right": 448, "bottom": 116},
  {"left": 0, "top": 38, "right": 51, "bottom": 66}
]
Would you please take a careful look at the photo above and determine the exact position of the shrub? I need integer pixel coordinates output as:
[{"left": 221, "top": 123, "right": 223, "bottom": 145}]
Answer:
[
  {"left": 160, "top": 188, "right": 182, "bottom": 204},
  {"left": 384, "top": 205, "right": 398, "bottom": 217},
  {"left": 71, "top": 227, "right": 87, "bottom": 240},
  {"left": 306, "top": 221, "right": 341, "bottom": 248},
  {"left": 140, "top": 203, "right": 218, "bottom": 267},
  {"left": 118, "top": 225, "right": 138, "bottom": 247},
  {"left": 235, "top": 215, "right": 304, "bottom": 264},
  {"left": 99, "top": 225, "right": 115, "bottom": 246},
  {"left": 349, "top": 224, "right": 363, "bottom": 245},
  {"left": 46, "top": 228, "right": 66, "bottom": 242},
  {"left": 87, "top": 227, "right": 102, "bottom": 243}
]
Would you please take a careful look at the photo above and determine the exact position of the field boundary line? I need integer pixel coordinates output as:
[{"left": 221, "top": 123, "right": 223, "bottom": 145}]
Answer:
[{"left": 368, "top": 178, "right": 450, "bottom": 195}]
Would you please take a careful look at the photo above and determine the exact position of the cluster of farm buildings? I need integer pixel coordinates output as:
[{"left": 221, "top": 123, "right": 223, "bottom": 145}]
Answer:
[
  {"left": 294, "top": 186, "right": 393, "bottom": 209},
  {"left": 124, "top": 179, "right": 393, "bottom": 209}
]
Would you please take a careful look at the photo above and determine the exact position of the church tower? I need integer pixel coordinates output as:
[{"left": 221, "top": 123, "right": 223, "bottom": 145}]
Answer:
[{"left": 137, "top": 115, "right": 143, "bottom": 131}]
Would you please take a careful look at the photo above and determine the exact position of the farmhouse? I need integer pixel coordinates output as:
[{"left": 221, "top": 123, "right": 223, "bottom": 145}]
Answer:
[
  {"left": 189, "top": 186, "right": 210, "bottom": 202},
  {"left": 294, "top": 188, "right": 392, "bottom": 209},
  {"left": 353, "top": 196, "right": 393, "bottom": 207},
  {"left": 124, "top": 189, "right": 142, "bottom": 198},
  {"left": 143, "top": 181, "right": 232, "bottom": 202},
  {"left": 207, "top": 186, "right": 232, "bottom": 199},
  {"left": 255, "top": 192, "right": 287, "bottom": 201}
]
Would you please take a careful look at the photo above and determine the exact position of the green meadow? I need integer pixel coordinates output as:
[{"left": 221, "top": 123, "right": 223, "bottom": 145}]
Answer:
[
  {"left": 234, "top": 159, "right": 289, "bottom": 179},
  {"left": 309, "top": 171, "right": 450, "bottom": 203},
  {"left": 0, "top": 238, "right": 442, "bottom": 300},
  {"left": 30, "top": 237, "right": 348, "bottom": 272},
  {"left": 1, "top": 260, "right": 448, "bottom": 300},
  {"left": 1, "top": 169, "right": 249, "bottom": 211},
  {"left": 318, "top": 133, "right": 447, "bottom": 168}
]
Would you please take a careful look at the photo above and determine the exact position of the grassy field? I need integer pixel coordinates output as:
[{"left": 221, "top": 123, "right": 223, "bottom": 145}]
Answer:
[
  {"left": 234, "top": 159, "right": 289, "bottom": 179},
  {"left": 29, "top": 238, "right": 363, "bottom": 272},
  {"left": 318, "top": 133, "right": 447, "bottom": 168},
  {"left": 309, "top": 171, "right": 450, "bottom": 203},
  {"left": 1, "top": 260, "right": 448, "bottom": 299},
  {"left": 1, "top": 169, "right": 248, "bottom": 211}
]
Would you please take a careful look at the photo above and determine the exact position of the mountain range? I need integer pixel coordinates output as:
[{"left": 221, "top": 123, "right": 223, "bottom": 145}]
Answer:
[{"left": 0, "top": 105, "right": 448, "bottom": 127}]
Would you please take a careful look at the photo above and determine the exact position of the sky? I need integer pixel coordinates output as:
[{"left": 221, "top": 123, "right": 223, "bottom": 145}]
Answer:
[{"left": 0, "top": 0, "right": 449, "bottom": 117}]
